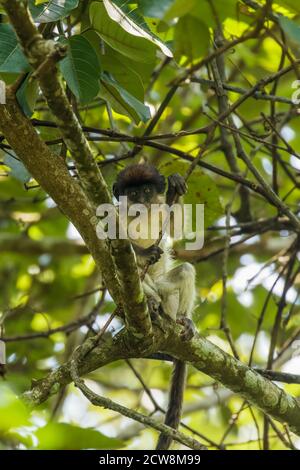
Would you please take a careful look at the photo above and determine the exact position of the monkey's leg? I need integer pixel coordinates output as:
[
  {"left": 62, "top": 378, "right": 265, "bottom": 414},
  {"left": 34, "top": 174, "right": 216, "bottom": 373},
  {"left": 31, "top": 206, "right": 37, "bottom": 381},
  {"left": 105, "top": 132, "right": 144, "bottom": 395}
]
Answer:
[
  {"left": 142, "top": 274, "right": 162, "bottom": 320},
  {"left": 173, "top": 263, "right": 196, "bottom": 341},
  {"left": 168, "top": 263, "right": 196, "bottom": 316},
  {"left": 157, "top": 263, "right": 196, "bottom": 320}
]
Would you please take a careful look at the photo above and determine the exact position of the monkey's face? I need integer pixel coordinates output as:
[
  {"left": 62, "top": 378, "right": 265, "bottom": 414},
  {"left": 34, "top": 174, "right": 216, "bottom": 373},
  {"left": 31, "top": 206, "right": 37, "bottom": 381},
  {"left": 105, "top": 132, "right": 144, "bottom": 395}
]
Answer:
[{"left": 124, "top": 183, "right": 157, "bottom": 207}]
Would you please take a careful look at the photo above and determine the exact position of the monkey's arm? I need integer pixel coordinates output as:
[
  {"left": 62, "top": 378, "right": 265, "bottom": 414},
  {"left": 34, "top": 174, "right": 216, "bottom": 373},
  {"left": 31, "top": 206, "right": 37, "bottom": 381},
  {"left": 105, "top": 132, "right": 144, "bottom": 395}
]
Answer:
[{"left": 166, "top": 173, "right": 187, "bottom": 205}]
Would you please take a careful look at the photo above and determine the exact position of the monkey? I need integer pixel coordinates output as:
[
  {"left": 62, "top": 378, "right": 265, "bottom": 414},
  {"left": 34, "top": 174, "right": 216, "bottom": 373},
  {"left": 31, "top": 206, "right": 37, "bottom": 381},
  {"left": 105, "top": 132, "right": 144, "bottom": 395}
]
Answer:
[{"left": 113, "top": 163, "right": 196, "bottom": 450}]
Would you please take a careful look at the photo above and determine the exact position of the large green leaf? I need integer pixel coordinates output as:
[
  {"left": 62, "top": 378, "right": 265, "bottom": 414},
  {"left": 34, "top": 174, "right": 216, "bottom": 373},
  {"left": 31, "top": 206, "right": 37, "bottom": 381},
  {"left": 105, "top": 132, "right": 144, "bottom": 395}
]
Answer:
[
  {"left": 163, "top": 0, "right": 198, "bottom": 21},
  {"left": 84, "top": 29, "right": 154, "bottom": 85},
  {"left": 277, "top": 0, "right": 300, "bottom": 13},
  {"left": 137, "top": 0, "right": 175, "bottom": 18},
  {"left": 107, "top": 0, "right": 173, "bottom": 56},
  {"left": 174, "top": 15, "right": 210, "bottom": 63},
  {"left": 164, "top": 0, "right": 238, "bottom": 27},
  {"left": 29, "top": 0, "right": 79, "bottom": 23},
  {"left": 85, "top": 31, "right": 145, "bottom": 100},
  {"left": 105, "top": 46, "right": 154, "bottom": 88},
  {"left": 4, "top": 151, "right": 31, "bottom": 184},
  {"left": 90, "top": 1, "right": 157, "bottom": 63},
  {"left": 279, "top": 16, "right": 300, "bottom": 43},
  {"left": 0, "top": 385, "right": 30, "bottom": 433},
  {"left": 0, "top": 24, "right": 30, "bottom": 73},
  {"left": 100, "top": 72, "right": 150, "bottom": 124},
  {"left": 35, "top": 422, "right": 124, "bottom": 450},
  {"left": 191, "top": 0, "right": 243, "bottom": 27},
  {"left": 59, "top": 35, "right": 101, "bottom": 104},
  {"left": 16, "top": 74, "right": 39, "bottom": 116},
  {"left": 100, "top": 50, "right": 145, "bottom": 101},
  {"left": 159, "top": 160, "right": 223, "bottom": 228}
]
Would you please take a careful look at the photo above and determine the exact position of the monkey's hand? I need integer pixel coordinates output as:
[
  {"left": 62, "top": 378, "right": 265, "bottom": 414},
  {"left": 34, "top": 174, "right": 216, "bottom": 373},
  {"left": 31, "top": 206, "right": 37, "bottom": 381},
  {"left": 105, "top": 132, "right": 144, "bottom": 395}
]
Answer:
[
  {"left": 133, "top": 243, "right": 163, "bottom": 265},
  {"left": 147, "top": 245, "right": 163, "bottom": 265},
  {"left": 176, "top": 316, "right": 195, "bottom": 341},
  {"left": 166, "top": 173, "right": 187, "bottom": 205}
]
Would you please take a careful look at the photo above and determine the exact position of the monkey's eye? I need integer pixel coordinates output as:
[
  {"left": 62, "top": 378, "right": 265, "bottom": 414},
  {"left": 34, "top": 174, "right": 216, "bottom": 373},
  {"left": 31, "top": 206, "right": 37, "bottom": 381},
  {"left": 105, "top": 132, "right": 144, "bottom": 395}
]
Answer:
[{"left": 144, "top": 187, "right": 151, "bottom": 194}]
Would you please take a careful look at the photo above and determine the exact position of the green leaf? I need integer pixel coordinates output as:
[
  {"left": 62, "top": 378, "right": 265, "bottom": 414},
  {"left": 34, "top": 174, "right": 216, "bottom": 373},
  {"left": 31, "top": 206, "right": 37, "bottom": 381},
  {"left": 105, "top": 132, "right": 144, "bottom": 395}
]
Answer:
[
  {"left": 191, "top": 0, "right": 243, "bottom": 27},
  {"left": 0, "top": 72, "right": 20, "bottom": 86},
  {"left": 174, "top": 15, "right": 210, "bottom": 63},
  {"left": 84, "top": 30, "right": 154, "bottom": 87},
  {"left": 35, "top": 422, "right": 124, "bottom": 450},
  {"left": 101, "top": 51, "right": 145, "bottom": 101},
  {"left": 29, "top": 0, "right": 79, "bottom": 23},
  {"left": 0, "top": 384, "right": 30, "bottom": 432},
  {"left": 107, "top": 0, "right": 173, "bottom": 56},
  {"left": 164, "top": 0, "right": 198, "bottom": 21},
  {"left": 16, "top": 75, "right": 39, "bottom": 116},
  {"left": 279, "top": 16, "right": 300, "bottom": 43},
  {"left": 0, "top": 24, "right": 30, "bottom": 73},
  {"left": 4, "top": 151, "right": 31, "bottom": 183},
  {"left": 277, "top": 0, "right": 300, "bottom": 13},
  {"left": 59, "top": 35, "right": 101, "bottom": 104},
  {"left": 137, "top": 0, "right": 175, "bottom": 18},
  {"left": 164, "top": 0, "right": 238, "bottom": 27},
  {"left": 159, "top": 160, "right": 223, "bottom": 228},
  {"left": 90, "top": 1, "right": 157, "bottom": 63},
  {"left": 85, "top": 32, "right": 145, "bottom": 100},
  {"left": 100, "top": 72, "right": 151, "bottom": 124}
]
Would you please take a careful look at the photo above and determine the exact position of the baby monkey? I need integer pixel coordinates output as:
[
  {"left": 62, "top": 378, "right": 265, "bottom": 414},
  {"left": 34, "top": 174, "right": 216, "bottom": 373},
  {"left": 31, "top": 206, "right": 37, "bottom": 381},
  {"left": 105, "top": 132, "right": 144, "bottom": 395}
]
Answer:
[{"left": 113, "top": 163, "right": 196, "bottom": 449}]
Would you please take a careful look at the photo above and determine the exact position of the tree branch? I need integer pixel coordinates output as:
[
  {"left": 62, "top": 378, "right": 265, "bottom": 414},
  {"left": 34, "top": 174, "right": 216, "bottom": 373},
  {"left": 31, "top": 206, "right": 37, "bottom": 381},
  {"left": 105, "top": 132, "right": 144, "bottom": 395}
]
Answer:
[
  {"left": 70, "top": 349, "right": 207, "bottom": 450},
  {"left": 0, "top": 0, "right": 152, "bottom": 341},
  {"left": 0, "top": 91, "right": 121, "bottom": 304},
  {"left": 23, "top": 319, "right": 300, "bottom": 437}
]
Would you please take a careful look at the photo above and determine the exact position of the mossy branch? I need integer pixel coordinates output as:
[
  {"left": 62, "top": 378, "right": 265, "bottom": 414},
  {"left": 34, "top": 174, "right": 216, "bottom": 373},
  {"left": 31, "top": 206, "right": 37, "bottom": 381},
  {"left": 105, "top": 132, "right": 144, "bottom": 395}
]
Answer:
[{"left": 22, "top": 318, "right": 300, "bottom": 438}]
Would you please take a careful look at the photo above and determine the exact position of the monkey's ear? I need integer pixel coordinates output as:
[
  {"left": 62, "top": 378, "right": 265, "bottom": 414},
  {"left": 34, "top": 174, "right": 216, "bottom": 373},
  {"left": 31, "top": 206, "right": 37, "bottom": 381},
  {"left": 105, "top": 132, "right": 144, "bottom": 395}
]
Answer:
[{"left": 113, "top": 183, "right": 119, "bottom": 200}]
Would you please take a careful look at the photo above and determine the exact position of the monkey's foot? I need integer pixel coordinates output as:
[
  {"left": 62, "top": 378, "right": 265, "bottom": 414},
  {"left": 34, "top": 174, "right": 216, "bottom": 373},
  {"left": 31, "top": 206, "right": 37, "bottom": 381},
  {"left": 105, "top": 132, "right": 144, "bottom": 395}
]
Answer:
[
  {"left": 146, "top": 245, "right": 163, "bottom": 265},
  {"left": 168, "top": 173, "right": 187, "bottom": 196},
  {"left": 176, "top": 316, "right": 195, "bottom": 341},
  {"left": 147, "top": 296, "right": 162, "bottom": 322}
]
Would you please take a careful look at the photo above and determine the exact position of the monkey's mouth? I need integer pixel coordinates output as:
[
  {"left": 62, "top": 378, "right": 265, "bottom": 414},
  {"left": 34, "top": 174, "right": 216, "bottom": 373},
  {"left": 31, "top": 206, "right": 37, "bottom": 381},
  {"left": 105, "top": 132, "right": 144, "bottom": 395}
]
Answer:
[{"left": 128, "top": 199, "right": 151, "bottom": 208}]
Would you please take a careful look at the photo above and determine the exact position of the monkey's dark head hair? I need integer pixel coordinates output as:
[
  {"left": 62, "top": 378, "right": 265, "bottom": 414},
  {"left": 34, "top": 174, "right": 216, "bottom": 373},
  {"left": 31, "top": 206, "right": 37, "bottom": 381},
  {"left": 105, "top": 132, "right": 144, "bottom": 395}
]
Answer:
[{"left": 113, "top": 164, "right": 166, "bottom": 199}]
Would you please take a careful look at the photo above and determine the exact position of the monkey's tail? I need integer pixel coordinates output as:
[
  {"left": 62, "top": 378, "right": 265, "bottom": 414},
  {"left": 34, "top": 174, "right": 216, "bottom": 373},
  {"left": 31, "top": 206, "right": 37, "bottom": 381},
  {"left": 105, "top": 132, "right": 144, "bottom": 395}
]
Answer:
[{"left": 156, "top": 359, "right": 186, "bottom": 450}]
